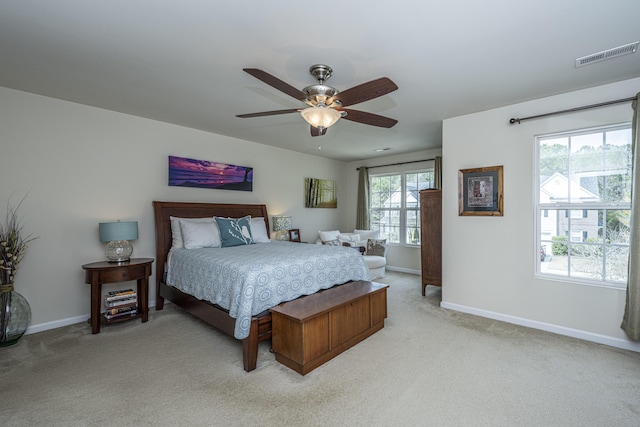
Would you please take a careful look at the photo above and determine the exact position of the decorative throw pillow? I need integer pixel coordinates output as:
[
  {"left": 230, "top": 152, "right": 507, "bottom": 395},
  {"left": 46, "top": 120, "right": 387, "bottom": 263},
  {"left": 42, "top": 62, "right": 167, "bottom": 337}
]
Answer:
[
  {"left": 322, "top": 239, "right": 341, "bottom": 246},
  {"left": 179, "top": 219, "right": 222, "bottom": 249},
  {"left": 250, "top": 217, "right": 270, "bottom": 243},
  {"left": 367, "top": 239, "right": 387, "bottom": 257},
  {"left": 214, "top": 216, "right": 254, "bottom": 247}
]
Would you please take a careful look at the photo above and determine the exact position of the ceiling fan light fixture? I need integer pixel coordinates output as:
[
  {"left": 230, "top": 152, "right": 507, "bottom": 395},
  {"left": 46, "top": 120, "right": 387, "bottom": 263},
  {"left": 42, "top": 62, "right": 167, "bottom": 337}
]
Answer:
[{"left": 300, "top": 106, "right": 341, "bottom": 129}]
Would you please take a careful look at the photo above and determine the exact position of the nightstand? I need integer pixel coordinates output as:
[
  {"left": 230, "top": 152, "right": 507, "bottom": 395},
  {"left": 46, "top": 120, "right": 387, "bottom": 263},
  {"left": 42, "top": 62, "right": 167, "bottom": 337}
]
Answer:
[{"left": 82, "top": 258, "right": 153, "bottom": 334}]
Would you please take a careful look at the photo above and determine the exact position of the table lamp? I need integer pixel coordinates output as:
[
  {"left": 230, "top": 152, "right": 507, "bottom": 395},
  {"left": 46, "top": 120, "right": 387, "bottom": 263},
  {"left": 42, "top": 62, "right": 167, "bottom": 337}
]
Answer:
[
  {"left": 99, "top": 221, "right": 138, "bottom": 263},
  {"left": 272, "top": 215, "right": 292, "bottom": 241}
]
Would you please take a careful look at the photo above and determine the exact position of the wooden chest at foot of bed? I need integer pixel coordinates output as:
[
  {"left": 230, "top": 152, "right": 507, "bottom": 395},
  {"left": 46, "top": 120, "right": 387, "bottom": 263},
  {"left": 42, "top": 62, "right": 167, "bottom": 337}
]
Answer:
[{"left": 270, "top": 280, "right": 388, "bottom": 375}]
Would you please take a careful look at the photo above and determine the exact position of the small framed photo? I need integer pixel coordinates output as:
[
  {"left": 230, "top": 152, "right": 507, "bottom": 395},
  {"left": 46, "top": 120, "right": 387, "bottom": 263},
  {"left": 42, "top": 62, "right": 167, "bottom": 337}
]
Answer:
[
  {"left": 288, "top": 229, "right": 301, "bottom": 242},
  {"left": 458, "top": 165, "right": 503, "bottom": 216}
]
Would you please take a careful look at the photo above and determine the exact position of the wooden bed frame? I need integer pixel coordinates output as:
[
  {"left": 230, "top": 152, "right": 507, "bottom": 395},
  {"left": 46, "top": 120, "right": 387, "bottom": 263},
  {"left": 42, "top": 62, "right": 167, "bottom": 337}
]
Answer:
[{"left": 152, "top": 201, "right": 273, "bottom": 372}]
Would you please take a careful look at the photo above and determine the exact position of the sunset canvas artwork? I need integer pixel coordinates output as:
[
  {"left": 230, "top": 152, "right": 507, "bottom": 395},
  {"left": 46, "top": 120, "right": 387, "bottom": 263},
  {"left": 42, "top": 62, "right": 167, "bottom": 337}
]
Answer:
[{"left": 168, "top": 156, "right": 253, "bottom": 191}]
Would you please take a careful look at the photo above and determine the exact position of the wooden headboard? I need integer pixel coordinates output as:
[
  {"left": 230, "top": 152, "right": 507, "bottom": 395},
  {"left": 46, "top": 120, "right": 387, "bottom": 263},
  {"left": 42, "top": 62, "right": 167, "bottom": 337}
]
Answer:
[{"left": 152, "top": 201, "right": 270, "bottom": 290}]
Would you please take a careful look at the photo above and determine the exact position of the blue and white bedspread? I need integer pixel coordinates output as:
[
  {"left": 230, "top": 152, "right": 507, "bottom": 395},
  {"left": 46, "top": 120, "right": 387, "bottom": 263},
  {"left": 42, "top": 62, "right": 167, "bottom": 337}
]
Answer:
[{"left": 166, "top": 241, "right": 370, "bottom": 339}]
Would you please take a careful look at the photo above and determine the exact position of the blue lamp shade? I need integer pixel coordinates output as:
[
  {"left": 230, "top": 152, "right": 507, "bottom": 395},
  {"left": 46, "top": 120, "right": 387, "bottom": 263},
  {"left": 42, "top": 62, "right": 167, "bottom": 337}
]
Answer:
[{"left": 99, "top": 221, "right": 138, "bottom": 263}]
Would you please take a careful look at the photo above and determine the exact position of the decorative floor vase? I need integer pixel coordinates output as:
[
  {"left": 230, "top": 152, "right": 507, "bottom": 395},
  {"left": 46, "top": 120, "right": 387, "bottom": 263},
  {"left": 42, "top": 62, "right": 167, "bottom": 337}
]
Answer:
[{"left": 0, "top": 286, "right": 31, "bottom": 347}]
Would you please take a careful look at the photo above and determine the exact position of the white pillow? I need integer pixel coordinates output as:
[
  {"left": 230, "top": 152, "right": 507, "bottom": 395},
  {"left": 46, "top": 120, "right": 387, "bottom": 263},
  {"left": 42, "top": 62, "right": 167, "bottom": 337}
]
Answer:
[
  {"left": 170, "top": 216, "right": 214, "bottom": 249},
  {"left": 319, "top": 230, "right": 340, "bottom": 242},
  {"left": 354, "top": 229, "right": 379, "bottom": 241},
  {"left": 338, "top": 233, "right": 360, "bottom": 242},
  {"left": 179, "top": 219, "right": 221, "bottom": 249},
  {"left": 250, "top": 217, "right": 270, "bottom": 243}
]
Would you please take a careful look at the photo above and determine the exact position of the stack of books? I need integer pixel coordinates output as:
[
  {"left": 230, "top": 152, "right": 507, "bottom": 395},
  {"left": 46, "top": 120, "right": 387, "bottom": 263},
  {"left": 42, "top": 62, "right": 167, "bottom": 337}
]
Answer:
[{"left": 104, "top": 289, "right": 138, "bottom": 321}]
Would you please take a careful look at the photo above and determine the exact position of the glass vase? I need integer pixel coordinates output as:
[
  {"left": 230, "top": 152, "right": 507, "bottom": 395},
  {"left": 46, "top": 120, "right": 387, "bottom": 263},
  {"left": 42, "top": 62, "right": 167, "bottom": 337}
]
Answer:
[{"left": 0, "top": 287, "right": 31, "bottom": 347}]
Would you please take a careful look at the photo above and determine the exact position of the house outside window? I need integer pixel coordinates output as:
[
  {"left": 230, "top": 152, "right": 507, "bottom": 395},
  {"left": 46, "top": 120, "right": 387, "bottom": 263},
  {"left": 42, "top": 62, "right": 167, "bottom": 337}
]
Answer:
[
  {"left": 536, "top": 124, "right": 631, "bottom": 287},
  {"left": 370, "top": 170, "right": 433, "bottom": 245}
]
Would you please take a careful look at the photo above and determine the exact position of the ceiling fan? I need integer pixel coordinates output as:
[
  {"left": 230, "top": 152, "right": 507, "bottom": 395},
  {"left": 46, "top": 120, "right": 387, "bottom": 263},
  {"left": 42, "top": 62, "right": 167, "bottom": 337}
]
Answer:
[{"left": 236, "top": 64, "right": 398, "bottom": 137}]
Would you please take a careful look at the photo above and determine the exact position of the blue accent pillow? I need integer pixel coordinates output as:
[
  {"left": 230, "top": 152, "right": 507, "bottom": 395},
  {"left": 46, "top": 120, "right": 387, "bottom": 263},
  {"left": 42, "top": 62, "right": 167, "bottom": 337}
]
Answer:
[{"left": 214, "top": 216, "right": 254, "bottom": 247}]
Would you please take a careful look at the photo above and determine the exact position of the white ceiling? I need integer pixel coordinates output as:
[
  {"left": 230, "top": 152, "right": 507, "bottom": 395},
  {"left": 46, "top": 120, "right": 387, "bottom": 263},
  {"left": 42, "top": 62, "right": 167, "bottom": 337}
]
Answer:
[{"left": 1, "top": 1, "right": 639, "bottom": 161}]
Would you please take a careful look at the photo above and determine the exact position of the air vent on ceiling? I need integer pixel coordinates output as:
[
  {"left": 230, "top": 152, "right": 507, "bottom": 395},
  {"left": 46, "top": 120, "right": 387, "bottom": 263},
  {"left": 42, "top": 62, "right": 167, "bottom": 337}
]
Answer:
[{"left": 575, "top": 41, "right": 639, "bottom": 68}]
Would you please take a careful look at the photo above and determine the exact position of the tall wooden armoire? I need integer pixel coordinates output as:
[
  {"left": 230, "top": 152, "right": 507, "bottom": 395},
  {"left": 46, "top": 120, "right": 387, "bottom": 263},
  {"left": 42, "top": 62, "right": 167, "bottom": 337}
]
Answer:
[{"left": 420, "top": 189, "right": 442, "bottom": 295}]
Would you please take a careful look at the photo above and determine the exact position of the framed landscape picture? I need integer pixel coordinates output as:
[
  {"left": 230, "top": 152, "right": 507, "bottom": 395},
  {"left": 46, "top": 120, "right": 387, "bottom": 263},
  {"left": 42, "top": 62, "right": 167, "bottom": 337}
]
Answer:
[
  {"left": 304, "top": 177, "right": 337, "bottom": 208},
  {"left": 458, "top": 165, "right": 503, "bottom": 216},
  {"left": 168, "top": 156, "right": 253, "bottom": 191}
]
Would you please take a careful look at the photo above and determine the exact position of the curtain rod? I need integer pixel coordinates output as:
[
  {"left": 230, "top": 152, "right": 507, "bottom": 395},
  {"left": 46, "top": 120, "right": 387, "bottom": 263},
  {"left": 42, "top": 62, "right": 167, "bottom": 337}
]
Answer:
[
  {"left": 357, "top": 158, "right": 434, "bottom": 171},
  {"left": 509, "top": 96, "right": 636, "bottom": 124}
]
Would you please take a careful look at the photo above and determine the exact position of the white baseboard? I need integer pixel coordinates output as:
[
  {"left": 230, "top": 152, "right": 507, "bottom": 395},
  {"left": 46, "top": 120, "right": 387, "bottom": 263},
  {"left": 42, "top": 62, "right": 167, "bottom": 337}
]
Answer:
[
  {"left": 25, "top": 299, "right": 160, "bottom": 335},
  {"left": 386, "top": 266, "right": 421, "bottom": 275},
  {"left": 25, "top": 271, "right": 420, "bottom": 335},
  {"left": 27, "top": 295, "right": 639, "bottom": 354},
  {"left": 26, "top": 314, "right": 89, "bottom": 334},
  {"left": 440, "top": 301, "right": 640, "bottom": 353}
]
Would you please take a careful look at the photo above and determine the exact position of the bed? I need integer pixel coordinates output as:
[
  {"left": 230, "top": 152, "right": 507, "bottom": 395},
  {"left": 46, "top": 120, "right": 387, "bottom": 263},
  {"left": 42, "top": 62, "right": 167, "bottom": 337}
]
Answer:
[{"left": 153, "top": 201, "right": 369, "bottom": 371}]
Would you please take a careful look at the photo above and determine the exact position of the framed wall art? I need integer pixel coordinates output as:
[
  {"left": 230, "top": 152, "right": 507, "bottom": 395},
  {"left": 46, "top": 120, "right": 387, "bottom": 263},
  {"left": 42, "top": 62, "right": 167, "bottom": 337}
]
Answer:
[
  {"left": 304, "top": 177, "right": 337, "bottom": 208},
  {"left": 458, "top": 165, "right": 503, "bottom": 216},
  {"left": 168, "top": 156, "right": 253, "bottom": 191}
]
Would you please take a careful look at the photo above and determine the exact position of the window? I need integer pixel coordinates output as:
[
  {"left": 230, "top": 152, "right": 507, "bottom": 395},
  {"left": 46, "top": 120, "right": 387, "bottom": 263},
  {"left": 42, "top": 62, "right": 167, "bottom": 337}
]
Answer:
[
  {"left": 370, "top": 170, "right": 433, "bottom": 245},
  {"left": 536, "top": 124, "right": 631, "bottom": 287}
]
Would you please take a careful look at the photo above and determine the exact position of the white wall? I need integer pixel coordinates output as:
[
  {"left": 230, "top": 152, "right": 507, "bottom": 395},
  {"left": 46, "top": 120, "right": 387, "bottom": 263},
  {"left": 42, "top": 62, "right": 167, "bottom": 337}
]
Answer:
[
  {"left": 442, "top": 77, "right": 640, "bottom": 351},
  {"left": 345, "top": 149, "right": 442, "bottom": 273},
  {"left": 0, "top": 87, "right": 349, "bottom": 332}
]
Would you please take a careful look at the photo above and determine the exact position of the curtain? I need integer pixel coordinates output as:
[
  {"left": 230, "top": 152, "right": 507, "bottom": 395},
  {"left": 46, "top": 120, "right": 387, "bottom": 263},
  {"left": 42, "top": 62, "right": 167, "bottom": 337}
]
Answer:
[
  {"left": 622, "top": 92, "right": 640, "bottom": 341},
  {"left": 356, "top": 167, "right": 370, "bottom": 230},
  {"left": 434, "top": 156, "right": 442, "bottom": 189}
]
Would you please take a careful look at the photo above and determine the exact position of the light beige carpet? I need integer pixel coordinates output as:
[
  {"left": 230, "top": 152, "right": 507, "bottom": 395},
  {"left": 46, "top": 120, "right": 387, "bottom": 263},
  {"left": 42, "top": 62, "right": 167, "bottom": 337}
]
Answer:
[{"left": 1, "top": 271, "right": 639, "bottom": 426}]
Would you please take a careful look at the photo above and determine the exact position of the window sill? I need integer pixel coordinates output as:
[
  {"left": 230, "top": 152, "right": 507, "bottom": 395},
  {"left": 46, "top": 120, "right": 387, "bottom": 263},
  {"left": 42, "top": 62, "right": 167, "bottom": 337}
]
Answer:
[
  {"left": 534, "top": 272, "right": 627, "bottom": 290},
  {"left": 388, "top": 243, "right": 421, "bottom": 249}
]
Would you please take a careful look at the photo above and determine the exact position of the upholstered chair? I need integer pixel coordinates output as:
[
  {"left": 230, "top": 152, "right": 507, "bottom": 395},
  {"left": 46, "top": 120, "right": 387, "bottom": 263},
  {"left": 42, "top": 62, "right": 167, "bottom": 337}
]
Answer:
[{"left": 317, "top": 230, "right": 388, "bottom": 281}]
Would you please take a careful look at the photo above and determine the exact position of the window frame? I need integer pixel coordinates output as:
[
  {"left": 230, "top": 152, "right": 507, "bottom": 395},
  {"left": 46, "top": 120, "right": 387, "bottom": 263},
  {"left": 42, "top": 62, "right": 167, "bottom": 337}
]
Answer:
[
  {"left": 534, "top": 123, "right": 631, "bottom": 288},
  {"left": 369, "top": 169, "right": 433, "bottom": 246}
]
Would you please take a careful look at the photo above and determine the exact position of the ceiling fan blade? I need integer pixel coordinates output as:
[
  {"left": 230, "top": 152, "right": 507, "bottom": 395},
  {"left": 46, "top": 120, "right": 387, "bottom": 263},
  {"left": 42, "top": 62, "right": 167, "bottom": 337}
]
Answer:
[
  {"left": 340, "top": 108, "right": 398, "bottom": 128},
  {"left": 330, "top": 77, "right": 398, "bottom": 107},
  {"left": 310, "top": 126, "right": 327, "bottom": 137},
  {"left": 243, "top": 68, "right": 307, "bottom": 101},
  {"left": 236, "top": 109, "right": 299, "bottom": 118}
]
